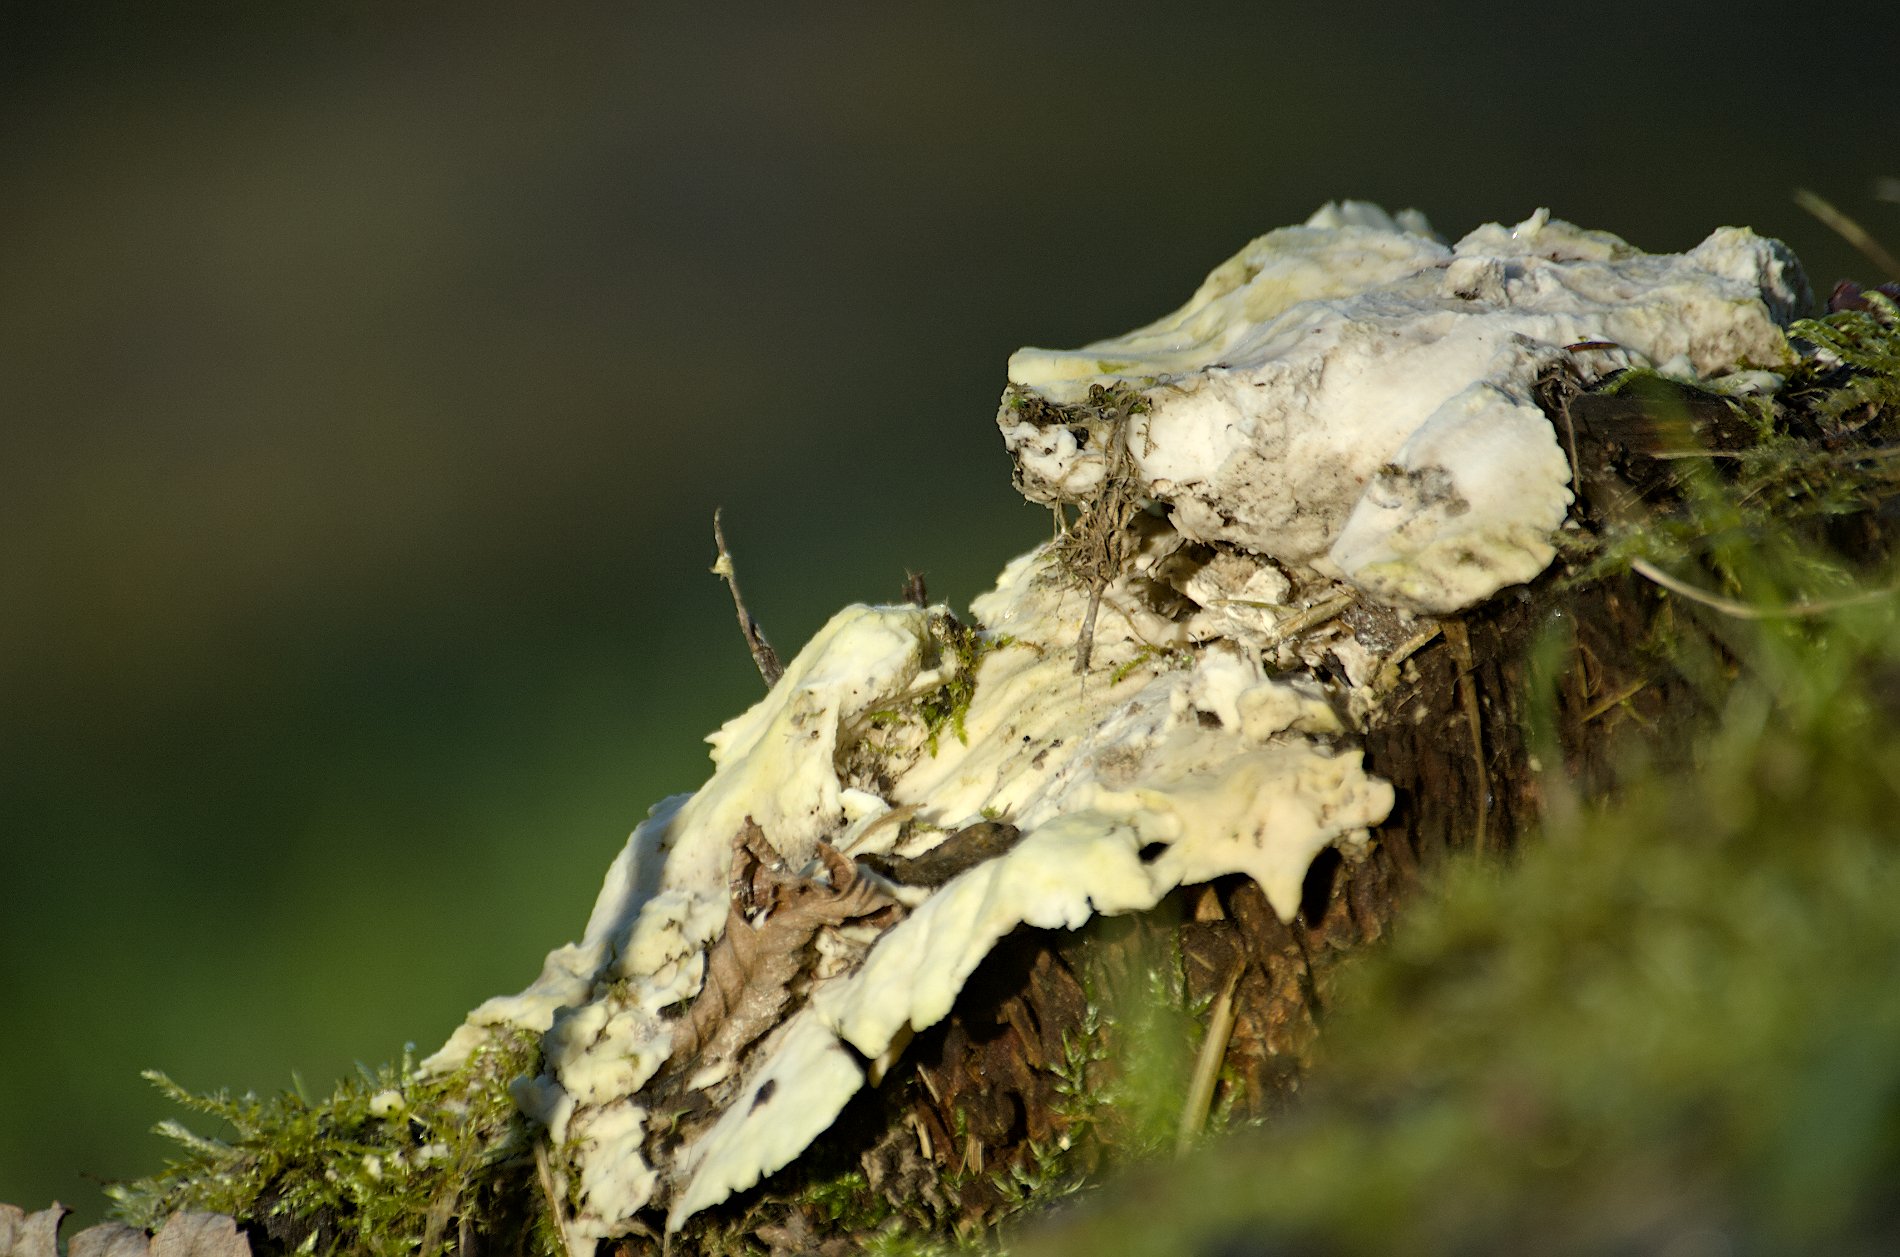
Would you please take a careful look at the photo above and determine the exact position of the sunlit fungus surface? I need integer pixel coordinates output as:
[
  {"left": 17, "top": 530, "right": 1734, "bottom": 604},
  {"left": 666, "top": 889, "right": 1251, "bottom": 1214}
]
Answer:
[{"left": 421, "top": 203, "right": 1805, "bottom": 1246}]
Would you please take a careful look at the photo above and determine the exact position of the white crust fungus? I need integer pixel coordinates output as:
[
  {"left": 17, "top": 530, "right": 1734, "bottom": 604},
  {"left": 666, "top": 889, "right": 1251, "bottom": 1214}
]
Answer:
[
  {"left": 427, "top": 204, "right": 1805, "bottom": 1243},
  {"left": 1002, "top": 202, "right": 1803, "bottom": 613}
]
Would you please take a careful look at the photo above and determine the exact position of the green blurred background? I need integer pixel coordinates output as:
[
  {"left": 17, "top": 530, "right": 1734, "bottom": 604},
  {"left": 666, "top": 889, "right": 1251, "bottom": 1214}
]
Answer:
[{"left": 3, "top": 0, "right": 1896, "bottom": 1222}]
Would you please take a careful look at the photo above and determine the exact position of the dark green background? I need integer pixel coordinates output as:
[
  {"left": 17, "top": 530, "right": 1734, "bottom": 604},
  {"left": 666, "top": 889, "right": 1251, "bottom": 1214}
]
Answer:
[{"left": 3, "top": 1, "right": 1896, "bottom": 1221}]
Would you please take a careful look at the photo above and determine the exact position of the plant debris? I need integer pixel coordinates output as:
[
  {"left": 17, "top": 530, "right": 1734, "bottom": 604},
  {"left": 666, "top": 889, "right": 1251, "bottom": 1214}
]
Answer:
[
  {"left": 659, "top": 821, "right": 900, "bottom": 1081},
  {"left": 712, "top": 508, "right": 784, "bottom": 689}
]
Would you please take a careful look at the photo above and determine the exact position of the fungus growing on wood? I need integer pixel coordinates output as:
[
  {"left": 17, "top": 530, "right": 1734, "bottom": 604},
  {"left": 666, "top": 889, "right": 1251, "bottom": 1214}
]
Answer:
[
  {"left": 1003, "top": 201, "right": 1802, "bottom": 617},
  {"left": 415, "top": 203, "right": 1806, "bottom": 1248}
]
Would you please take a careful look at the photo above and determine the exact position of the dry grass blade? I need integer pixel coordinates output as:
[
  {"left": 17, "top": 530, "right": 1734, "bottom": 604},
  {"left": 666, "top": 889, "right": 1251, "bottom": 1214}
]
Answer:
[
  {"left": 1631, "top": 559, "right": 1896, "bottom": 620},
  {"left": 1445, "top": 621, "right": 1489, "bottom": 853},
  {"left": 1258, "top": 589, "right": 1356, "bottom": 646},
  {"left": 1175, "top": 961, "right": 1243, "bottom": 1156},
  {"left": 1795, "top": 188, "right": 1900, "bottom": 281},
  {"left": 534, "top": 1142, "right": 585, "bottom": 1257}
]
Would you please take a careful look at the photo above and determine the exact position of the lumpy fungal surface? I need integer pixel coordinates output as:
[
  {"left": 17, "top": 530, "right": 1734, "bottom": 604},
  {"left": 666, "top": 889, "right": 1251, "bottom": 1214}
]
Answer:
[{"left": 424, "top": 202, "right": 1806, "bottom": 1246}]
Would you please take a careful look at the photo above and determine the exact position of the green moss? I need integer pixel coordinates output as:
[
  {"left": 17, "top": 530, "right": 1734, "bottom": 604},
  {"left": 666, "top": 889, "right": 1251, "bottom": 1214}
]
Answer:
[
  {"left": 1788, "top": 291, "right": 1900, "bottom": 426},
  {"left": 1576, "top": 346, "right": 1900, "bottom": 608},
  {"left": 110, "top": 1033, "right": 553, "bottom": 1257},
  {"left": 916, "top": 616, "right": 988, "bottom": 753},
  {"left": 863, "top": 613, "right": 1008, "bottom": 758},
  {"left": 1002, "top": 381, "right": 1150, "bottom": 431},
  {"left": 797, "top": 1168, "right": 880, "bottom": 1229},
  {"left": 1106, "top": 645, "right": 1192, "bottom": 687}
]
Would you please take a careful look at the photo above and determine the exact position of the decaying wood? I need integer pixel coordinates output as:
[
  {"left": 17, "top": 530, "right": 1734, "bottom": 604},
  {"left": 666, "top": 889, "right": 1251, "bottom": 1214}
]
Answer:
[
  {"left": 856, "top": 821, "right": 1024, "bottom": 888},
  {"left": 831, "top": 568, "right": 1701, "bottom": 1241}
]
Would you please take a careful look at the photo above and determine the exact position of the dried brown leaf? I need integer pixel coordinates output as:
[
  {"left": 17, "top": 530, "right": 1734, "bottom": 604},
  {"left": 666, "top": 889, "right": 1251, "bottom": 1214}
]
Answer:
[
  {"left": 0, "top": 1208, "right": 249, "bottom": 1257},
  {"left": 69, "top": 1223, "right": 150, "bottom": 1257},
  {"left": 150, "top": 1214, "right": 251, "bottom": 1257},
  {"left": 753, "top": 1212, "right": 855, "bottom": 1257},
  {"left": 665, "top": 821, "right": 898, "bottom": 1075},
  {"left": 0, "top": 1204, "right": 67, "bottom": 1257}
]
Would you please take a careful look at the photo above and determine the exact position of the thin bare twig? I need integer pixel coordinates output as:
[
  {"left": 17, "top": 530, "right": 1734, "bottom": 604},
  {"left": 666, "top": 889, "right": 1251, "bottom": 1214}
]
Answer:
[
  {"left": 902, "top": 569, "right": 928, "bottom": 607},
  {"left": 1795, "top": 188, "right": 1900, "bottom": 281},
  {"left": 712, "top": 508, "right": 784, "bottom": 688},
  {"left": 1059, "top": 388, "right": 1147, "bottom": 674},
  {"left": 1547, "top": 359, "right": 1584, "bottom": 496},
  {"left": 1218, "top": 588, "right": 1358, "bottom": 646},
  {"left": 1074, "top": 582, "right": 1105, "bottom": 675},
  {"left": 1631, "top": 558, "right": 1896, "bottom": 620}
]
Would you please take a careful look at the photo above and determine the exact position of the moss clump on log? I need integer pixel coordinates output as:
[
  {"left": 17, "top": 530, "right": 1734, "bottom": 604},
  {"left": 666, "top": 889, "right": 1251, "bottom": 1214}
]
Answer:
[{"left": 106, "top": 1035, "right": 556, "bottom": 1257}]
